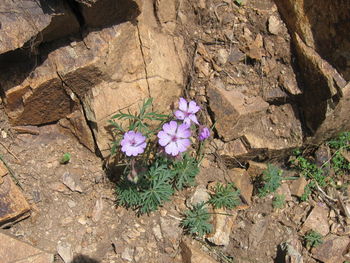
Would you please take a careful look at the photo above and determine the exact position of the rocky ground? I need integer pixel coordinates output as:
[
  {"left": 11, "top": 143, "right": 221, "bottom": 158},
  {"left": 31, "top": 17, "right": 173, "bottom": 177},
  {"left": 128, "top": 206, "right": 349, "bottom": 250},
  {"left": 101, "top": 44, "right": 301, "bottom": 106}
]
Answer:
[{"left": 1, "top": 0, "right": 350, "bottom": 263}]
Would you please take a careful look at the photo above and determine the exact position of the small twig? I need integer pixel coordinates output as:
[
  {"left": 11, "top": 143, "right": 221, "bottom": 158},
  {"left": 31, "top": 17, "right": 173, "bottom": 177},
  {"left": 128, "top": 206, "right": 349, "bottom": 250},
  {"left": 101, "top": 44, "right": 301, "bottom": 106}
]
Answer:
[
  {"left": 168, "top": 214, "right": 182, "bottom": 221},
  {"left": 214, "top": 2, "right": 228, "bottom": 23},
  {"left": 0, "top": 141, "right": 20, "bottom": 162},
  {"left": 315, "top": 182, "right": 337, "bottom": 202}
]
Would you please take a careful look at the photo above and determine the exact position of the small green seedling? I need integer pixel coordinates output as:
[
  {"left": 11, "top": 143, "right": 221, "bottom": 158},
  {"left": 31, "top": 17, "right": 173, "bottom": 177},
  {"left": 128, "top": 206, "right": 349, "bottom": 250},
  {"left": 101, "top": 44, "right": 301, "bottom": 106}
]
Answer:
[
  {"left": 60, "top": 153, "right": 71, "bottom": 164},
  {"left": 234, "top": 0, "right": 243, "bottom": 6},
  {"left": 272, "top": 194, "right": 285, "bottom": 209},
  {"left": 304, "top": 230, "right": 323, "bottom": 248},
  {"left": 209, "top": 183, "right": 241, "bottom": 210},
  {"left": 258, "top": 164, "right": 283, "bottom": 197},
  {"left": 181, "top": 202, "right": 212, "bottom": 236}
]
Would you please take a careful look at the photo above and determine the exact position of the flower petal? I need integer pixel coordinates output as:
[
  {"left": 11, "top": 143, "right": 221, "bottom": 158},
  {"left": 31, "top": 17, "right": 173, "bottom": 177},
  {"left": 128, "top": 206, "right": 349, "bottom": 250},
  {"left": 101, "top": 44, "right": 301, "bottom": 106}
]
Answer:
[
  {"left": 188, "top": 101, "right": 200, "bottom": 113},
  {"left": 174, "top": 110, "right": 185, "bottom": 120},
  {"left": 178, "top": 97, "right": 188, "bottom": 112},
  {"left": 176, "top": 138, "right": 191, "bottom": 153},
  {"left": 189, "top": 114, "right": 199, "bottom": 125},
  {"left": 134, "top": 132, "right": 146, "bottom": 144},
  {"left": 176, "top": 123, "right": 191, "bottom": 138},
  {"left": 183, "top": 118, "right": 191, "bottom": 126},
  {"left": 162, "top": 121, "right": 177, "bottom": 135},
  {"left": 158, "top": 131, "right": 172, "bottom": 146},
  {"left": 165, "top": 142, "right": 179, "bottom": 156}
]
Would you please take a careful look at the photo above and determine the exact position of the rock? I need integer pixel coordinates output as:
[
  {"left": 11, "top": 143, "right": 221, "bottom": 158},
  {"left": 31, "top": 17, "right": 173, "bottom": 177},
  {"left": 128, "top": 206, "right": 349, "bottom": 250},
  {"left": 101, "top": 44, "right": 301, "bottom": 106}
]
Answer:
[
  {"left": 246, "top": 34, "right": 263, "bottom": 61},
  {"left": 275, "top": 0, "right": 350, "bottom": 143},
  {"left": 301, "top": 205, "right": 329, "bottom": 236},
  {"left": 227, "top": 168, "right": 253, "bottom": 205},
  {"left": 121, "top": 247, "right": 135, "bottom": 262},
  {"left": 186, "top": 185, "right": 210, "bottom": 208},
  {"left": 276, "top": 183, "right": 292, "bottom": 202},
  {"left": 227, "top": 48, "right": 245, "bottom": 64},
  {"left": 78, "top": 0, "right": 141, "bottom": 28},
  {"left": 1, "top": 0, "right": 186, "bottom": 157},
  {"left": 180, "top": 237, "right": 219, "bottom": 263},
  {"left": 57, "top": 241, "right": 73, "bottom": 263},
  {"left": 0, "top": 174, "right": 31, "bottom": 228},
  {"left": 290, "top": 177, "right": 308, "bottom": 198},
  {"left": 91, "top": 197, "right": 104, "bottom": 223},
  {"left": 248, "top": 217, "right": 269, "bottom": 249},
  {"left": 0, "top": 0, "right": 79, "bottom": 54},
  {"left": 268, "top": 15, "right": 282, "bottom": 35},
  {"left": 311, "top": 234, "right": 350, "bottom": 263},
  {"left": 207, "top": 84, "right": 269, "bottom": 142},
  {"left": 247, "top": 161, "right": 267, "bottom": 177},
  {"left": 62, "top": 172, "right": 83, "bottom": 193},
  {"left": 59, "top": 109, "right": 95, "bottom": 152},
  {"left": 218, "top": 138, "right": 249, "bottom": 160},
  {"left": 152, "top": 224, "right": 163, "bottom": 241},
  {"left": 206, "top": 208, "right": 237, "bottom": 246},
  {"left": 215, "top": 49, "right": 229, "bottom": 65},
  {"left": 281, "top": 235, "right": 304, "bottom": 263},
  {"left": 315, "top": 144, "right": 331, "bottom": 167},
  {"left": 0, "top": 231, "right": 54, "bottom": 262}
]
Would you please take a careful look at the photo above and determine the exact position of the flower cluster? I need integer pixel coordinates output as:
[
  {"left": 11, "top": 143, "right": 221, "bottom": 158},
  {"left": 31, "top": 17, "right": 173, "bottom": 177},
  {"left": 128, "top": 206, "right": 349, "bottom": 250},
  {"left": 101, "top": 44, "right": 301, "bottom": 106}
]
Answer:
[{"left": 119, "top": 97, "right": 210, "bottom": 157}]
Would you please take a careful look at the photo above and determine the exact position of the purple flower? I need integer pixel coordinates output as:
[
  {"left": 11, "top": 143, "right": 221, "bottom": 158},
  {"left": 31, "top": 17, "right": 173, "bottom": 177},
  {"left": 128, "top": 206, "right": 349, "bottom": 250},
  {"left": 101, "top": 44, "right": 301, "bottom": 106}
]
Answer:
[
  {"left": 157, "top": 121, "right": 191, "bottom": 156},
  {"left": 174, "top": 97, "right": 200, "bottom": 126},
  {"left": 198, "top": 126, "right": 210, "bottom": 141},
  {"left": 121, "top": 131, "right": 147, "bottom": 157}
]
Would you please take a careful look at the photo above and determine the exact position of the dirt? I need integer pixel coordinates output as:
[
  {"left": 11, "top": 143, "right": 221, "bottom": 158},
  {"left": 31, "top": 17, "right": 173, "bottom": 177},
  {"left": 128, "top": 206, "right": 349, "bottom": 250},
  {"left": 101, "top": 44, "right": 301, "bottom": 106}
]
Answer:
[{"left": 0, "top": 0, "right": 345, "bottom": 263}]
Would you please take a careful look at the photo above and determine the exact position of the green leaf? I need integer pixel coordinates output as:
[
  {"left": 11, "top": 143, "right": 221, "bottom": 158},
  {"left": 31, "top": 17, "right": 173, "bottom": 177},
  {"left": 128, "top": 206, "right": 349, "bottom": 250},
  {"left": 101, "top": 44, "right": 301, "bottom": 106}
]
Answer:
[
  {"left": 258, "top": 164, "right": 283, "bottom": 197},
  {"left": 172, "top": 154, "right": 199, "bottom": 190},
  {"left": 60, "top": 153, "right": 71, "bottom": 164},
  {"left": 209, "top": 183, "right": 241, "bottom": 209},
  {"left": 181, "top": 202, "right": 212, "bottom": 236}
]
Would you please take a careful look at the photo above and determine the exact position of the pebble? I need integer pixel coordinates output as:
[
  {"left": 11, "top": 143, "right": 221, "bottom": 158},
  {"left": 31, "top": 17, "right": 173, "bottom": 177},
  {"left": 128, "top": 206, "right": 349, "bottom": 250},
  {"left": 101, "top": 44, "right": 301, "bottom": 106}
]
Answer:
[
  {"left": 121, "top": 247, "right": 134, "bottom": 262},
  {"left": 57, "top": 241, "right": 73, "bottom": 263}
]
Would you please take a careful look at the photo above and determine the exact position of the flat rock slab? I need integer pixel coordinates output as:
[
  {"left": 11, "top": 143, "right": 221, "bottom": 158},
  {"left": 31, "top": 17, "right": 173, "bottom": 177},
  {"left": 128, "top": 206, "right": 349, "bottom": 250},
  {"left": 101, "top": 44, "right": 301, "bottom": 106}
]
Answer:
[
  {"left": 0, "top": 231, "right": 53, "bottom": 263},
  {"left": 0, "top": 162, "right": 31, "bottom": 227},
  {"left": 311, "top": 234, "right": 350, "bottom": 263}
]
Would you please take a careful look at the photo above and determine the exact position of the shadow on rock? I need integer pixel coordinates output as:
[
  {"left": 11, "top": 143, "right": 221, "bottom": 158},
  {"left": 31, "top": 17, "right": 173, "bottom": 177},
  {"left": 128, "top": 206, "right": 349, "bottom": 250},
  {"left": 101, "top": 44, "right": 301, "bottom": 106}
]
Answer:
[{"left": 71, "top": 254, "right": 100, "bottom": 263}]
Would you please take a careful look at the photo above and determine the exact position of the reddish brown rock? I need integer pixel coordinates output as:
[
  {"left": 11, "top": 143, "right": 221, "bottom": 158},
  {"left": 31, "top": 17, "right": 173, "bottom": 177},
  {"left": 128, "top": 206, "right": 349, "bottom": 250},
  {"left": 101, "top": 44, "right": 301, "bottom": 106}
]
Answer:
[
  {"left": 0, "top": 0, "right": 79, "bottom": 54},
  {"left": 247, "top": 161, "right": 268, "bottom": 177},
  {"left": 1, "top": 0, "right": 186, "bottom": 157},
  {"left": 311, "top": 234, "right": 350, "bottom": 263},
  {"left": 290, "top": 177, "right": 308, "bottom": 198},
  {"left": 0, "top": 231, "right": 53, "bottom": 262},
  {"left": 207, "top": 84, "right": 269, "bottom": 142},
  {"left": 0, "top": 174, "right": 31, "bottom": 228},
  {"left": 227, "top": 168, "right": 253, "bottom": 205},
  {"left": 206, "top": 208, "right": 237, "bottom": 246},
  {"left": 301, "top": 205, "right": 329, "bottom": 236}
]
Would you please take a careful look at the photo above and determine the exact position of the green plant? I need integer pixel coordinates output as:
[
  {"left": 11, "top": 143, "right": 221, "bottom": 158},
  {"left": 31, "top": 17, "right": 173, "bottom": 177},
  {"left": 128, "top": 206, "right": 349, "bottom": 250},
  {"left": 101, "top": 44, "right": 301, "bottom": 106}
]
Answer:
[
  {"left": 209, "top": 183, "right": 241, "bottom": 209},
  {"left": 272, "top": 194, "right": 285, "bottom": 209},
  {"left": 258, "top": 164, "right": 283, "bottom": 197},
  {"left": 181, "top": 202, "right": 212, "bottom": 236},
  {"left": 60, "top": 153, "right": 71, "bottom": 164},
  {"left": 111, "top": 97, "right": 211, "bottom": 214},
  {"left": 172, "top": 154, "right": 200, "bottom": 190},
  {"left": 293, "top": 154, "right": 332, "bottom": 201},
  {"left": 304, "top": 230, "right": 323, "bottom": 248},
  {"left": 327, "top": 132, "right": 350, "bottom": 175}
]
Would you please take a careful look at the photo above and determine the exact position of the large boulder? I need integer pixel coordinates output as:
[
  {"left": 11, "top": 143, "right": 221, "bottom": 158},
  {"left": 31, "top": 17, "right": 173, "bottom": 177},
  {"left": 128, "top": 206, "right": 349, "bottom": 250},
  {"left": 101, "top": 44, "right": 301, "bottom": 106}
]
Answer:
[
  {"left": 0, "top": 0, "right": 187, "bottom": 157},
  {"left": 0, "top": 0, "right": 80, "bottom": 54},
  {"left": 275, "top": 0, "right": 350, "bottom": 144}
]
